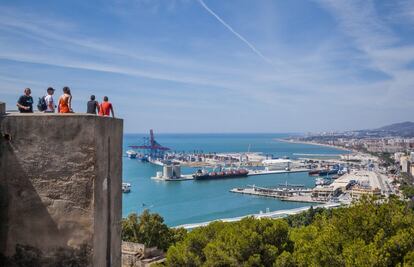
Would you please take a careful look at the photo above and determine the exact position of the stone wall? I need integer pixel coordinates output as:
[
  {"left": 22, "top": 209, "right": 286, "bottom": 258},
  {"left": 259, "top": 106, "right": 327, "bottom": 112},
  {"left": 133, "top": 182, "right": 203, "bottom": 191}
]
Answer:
[
  {"left": 121, "top": 242, "right": 164, "bottom": 267},
  {"left": 0, "top": 112, "right": 123, "bottom": 267}
]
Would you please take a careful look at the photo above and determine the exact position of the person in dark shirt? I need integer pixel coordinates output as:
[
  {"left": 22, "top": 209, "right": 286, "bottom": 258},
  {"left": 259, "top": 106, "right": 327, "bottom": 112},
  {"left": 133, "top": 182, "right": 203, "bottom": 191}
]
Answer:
[
  {"left": 87, "top": 95, "right": 100, "bottom": 114},
  {"left": 16, "top": 88, "right": 34, "bottom": 113}
]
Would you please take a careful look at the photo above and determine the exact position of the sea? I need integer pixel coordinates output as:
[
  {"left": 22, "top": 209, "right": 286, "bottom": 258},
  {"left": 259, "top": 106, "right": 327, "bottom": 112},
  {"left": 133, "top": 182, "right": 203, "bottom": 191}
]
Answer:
[{"left": 122, "top": 133, "right": 348, "bottom": 227}]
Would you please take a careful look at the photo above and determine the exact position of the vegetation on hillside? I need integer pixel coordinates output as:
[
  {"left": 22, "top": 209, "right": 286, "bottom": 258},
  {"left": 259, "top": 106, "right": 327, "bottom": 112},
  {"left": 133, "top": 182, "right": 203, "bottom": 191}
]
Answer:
[
  {"left": 399, "top": 172, "right": 414, "bottom": 200},
  {"left": 161, "top": 197, "right": 414, "bottom": 267},
  {"left": 121, "top": 209, "right": 187, "bottom": 251}
]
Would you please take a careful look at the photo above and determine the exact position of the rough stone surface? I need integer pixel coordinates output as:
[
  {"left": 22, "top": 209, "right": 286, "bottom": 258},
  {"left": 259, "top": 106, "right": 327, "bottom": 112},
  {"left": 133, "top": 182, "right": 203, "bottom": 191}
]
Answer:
[
  {"left": 0, "top": 102, "right": 4, "bottom": 115},
  {"left": 0, "top": 113, "right": 123, "bottom": 267}
]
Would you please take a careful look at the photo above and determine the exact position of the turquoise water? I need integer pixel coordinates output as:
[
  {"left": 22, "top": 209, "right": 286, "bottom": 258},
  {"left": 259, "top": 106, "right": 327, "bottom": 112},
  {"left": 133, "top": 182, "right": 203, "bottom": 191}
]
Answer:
[{"left": 122, "top": 133, "right": 347, "bottom": 226}]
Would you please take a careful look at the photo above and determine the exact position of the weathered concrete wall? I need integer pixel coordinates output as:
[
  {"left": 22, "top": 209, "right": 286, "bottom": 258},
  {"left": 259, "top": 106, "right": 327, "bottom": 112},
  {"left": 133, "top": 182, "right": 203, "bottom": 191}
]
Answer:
[
  {"left": 0, "top": 113, "right": 123, "bottom": 267},
  {"left": 0, "top": 102, "right": 5, "bottom": 115}
]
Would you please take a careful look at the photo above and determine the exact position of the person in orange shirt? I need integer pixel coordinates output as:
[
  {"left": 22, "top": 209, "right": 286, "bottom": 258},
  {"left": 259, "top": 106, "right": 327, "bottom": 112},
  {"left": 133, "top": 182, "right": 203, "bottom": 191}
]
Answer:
[
  {"left": 58, "top": 86, "right": 73, "bottom": 113},
  {"left": 99, "top": 96, "right": 115, "bottom": 118}
]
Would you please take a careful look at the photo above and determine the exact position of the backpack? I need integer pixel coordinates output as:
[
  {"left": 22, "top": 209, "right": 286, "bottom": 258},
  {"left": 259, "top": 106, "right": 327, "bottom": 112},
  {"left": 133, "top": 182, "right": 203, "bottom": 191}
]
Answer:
[{"left": 37, "top": 96, "right": 47, "bottom": 111}]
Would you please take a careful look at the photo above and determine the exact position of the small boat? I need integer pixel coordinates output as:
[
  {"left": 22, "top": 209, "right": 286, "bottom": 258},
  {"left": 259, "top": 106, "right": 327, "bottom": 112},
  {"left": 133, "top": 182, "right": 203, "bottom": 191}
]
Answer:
[
  {"left": 122, "top": 182, "right": 131, "bottom": 193},
  {"left": 126, "top": 150, "right": 138, "bottom": 159},
  {"left": 315, "top": 177, "right": 331, "bottom": 186}
]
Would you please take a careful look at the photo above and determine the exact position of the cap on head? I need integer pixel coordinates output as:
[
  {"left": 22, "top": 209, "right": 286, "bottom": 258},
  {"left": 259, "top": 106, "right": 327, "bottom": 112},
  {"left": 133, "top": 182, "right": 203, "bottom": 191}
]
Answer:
[
  {"left": 90, "top": 95, "right": 95, "bottom": 100},
  {"left": 103, "top": 96, "right": 108, "bottom": 101}
]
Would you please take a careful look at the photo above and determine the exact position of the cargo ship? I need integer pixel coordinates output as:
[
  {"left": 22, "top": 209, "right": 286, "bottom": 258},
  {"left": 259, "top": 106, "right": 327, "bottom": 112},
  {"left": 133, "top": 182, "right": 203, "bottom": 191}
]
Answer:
[
  {"left": 318, "top": 169, "right": 339, "bottom": 176},
  {"left": 308, "top": 169, "right": 320, "bottom": 176},
  {"left": 308, "top": 168, "right": 340, "bottom": 177},
  {"left": 193, "top": 169, "right": 249, "bottom": 180}
]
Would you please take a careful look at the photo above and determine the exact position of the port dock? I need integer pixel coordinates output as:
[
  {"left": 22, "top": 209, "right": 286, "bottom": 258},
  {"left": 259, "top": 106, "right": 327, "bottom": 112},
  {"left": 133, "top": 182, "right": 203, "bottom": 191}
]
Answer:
[
  {"left": 151, "top": 168, "right": 311, "bottom": 181},
  {"left": 247, "top": 168, "right": 309, "bottom": 176},
  {"left": 151, "top": 174, "right": 193, "bottom": 181},
  {"left": 230, "top": 185, "right": 325, "bottom": 204}
]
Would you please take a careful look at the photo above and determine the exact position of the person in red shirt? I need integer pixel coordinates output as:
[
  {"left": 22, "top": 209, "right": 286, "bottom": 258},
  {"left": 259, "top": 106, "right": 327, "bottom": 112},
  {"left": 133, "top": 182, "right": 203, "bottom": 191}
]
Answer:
[{"left": 99, "top": 96, "right": 115, "bottom": 118}]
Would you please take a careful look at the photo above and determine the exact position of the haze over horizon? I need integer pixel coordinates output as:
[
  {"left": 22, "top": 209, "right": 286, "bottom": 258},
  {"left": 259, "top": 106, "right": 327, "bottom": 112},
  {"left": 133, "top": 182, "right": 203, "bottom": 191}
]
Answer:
[{"left": 0, "top": 0, "right": 413, "bottom": 133}]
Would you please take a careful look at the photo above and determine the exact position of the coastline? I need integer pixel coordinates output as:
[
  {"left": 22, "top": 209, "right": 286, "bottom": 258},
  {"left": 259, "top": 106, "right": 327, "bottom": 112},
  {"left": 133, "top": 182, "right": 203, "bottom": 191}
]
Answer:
[
  {"left": 275, "top": 138, "right": 352, "bottom": 153},
  {"left": 174, "top": 202, "right": 342, "bottom": 230}
]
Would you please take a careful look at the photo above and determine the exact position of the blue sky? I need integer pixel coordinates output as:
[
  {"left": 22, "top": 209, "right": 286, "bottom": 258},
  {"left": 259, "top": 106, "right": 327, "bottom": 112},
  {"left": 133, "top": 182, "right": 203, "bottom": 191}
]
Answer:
[{"left": 0, "top": 0, "right": 413, "bottom": 133}]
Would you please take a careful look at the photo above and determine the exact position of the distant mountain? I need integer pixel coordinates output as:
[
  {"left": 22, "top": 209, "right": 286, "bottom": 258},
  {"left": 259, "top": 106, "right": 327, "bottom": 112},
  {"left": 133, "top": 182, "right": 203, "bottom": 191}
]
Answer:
[
  {"left": 299, "top": 121, "right": 414, "bottom": 140},
  {"left": 365, "top": 121, "right": 414, "bottom": 137},
  {"left": 376, "top": 121, "right": 414, "bottom": 133}
]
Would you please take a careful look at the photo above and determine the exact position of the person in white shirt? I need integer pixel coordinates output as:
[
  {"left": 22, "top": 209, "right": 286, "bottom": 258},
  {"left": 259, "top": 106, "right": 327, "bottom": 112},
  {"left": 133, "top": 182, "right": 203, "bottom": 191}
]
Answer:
[{"left": 44, "top": 87, "right": 55, "bottom": 113}]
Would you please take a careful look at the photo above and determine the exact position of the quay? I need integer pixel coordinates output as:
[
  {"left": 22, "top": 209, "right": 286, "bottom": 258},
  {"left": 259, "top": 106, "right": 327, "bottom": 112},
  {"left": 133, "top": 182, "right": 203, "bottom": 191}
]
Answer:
[
  {"left": 151, "top": 174, "right": 193, "bottom": 181},
  {"left": 229, "top": 185, "right": 325, "bottom": 204},
  {"left": 174, "top": 202, "right": 341, "bottom": 230},
  {"left": 151, "top": 168, "right": 310, "bottom": 182},
  {"left": 247, "top": 168, "right": 309, "bottom": 176}
]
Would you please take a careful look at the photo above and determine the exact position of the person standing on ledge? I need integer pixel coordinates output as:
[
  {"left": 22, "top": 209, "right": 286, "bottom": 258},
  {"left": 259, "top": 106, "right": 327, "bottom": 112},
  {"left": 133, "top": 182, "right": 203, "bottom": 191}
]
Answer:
[
  {"left": 44, "top": 87, "right": 55, "bottom": 113},
  {"left": 16, "top": 88, "right": 33, "bottom": 113},
  {"left": 58, "top": 86, "right": 72, "bottom": 113},
  {"left": 87, "top": 95, "right": 100, "bottom": 114},
  {"left": 98, "top": 96, "right": 115, "bottom": 118}
]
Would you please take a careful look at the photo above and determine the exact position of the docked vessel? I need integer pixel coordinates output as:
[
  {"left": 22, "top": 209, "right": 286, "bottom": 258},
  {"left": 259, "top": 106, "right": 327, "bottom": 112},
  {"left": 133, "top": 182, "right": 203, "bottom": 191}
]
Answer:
[
  {"left": 262, "top": 159, "right": 292, "bottom": 171},
  {"left": 315, "top": 177, "right": 331, "bottom": 186},
  {"left": 308, "top": 169, "right": 339, "bottom": 176},
  {"left": 149, "top": 158, "right": 165, "bottom": 166},
  {"left": 122, "top": 182, "right": 131, "bottom": 193},
  {"left": 308, "top": 169, "right": 320, "bottom": 176},
  {"left": 318, "top": 169, "right": 339, "bottom": 176},
  {"left": 193, "top": 168, "right": 249, "bottom": 180},
  {"left": 126, "top": 150, "right": 138, "bottom": 159}
]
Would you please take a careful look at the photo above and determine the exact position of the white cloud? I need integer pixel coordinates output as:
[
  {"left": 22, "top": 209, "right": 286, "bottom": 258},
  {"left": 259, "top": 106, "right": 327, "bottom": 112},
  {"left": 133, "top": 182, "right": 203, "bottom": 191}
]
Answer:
[{"left": 318, "top": 0, "right": 414, "bottom": 100}]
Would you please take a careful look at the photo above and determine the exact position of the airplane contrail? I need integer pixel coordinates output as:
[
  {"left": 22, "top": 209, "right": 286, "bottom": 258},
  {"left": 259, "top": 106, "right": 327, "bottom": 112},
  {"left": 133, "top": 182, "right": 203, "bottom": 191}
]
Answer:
[{"left": 197, "top": 0, "right": 273, "bottom": 65}]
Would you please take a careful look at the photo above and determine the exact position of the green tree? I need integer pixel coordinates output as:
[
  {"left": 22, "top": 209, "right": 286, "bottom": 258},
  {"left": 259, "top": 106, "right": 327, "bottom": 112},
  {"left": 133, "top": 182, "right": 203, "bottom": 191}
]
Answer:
[
  {"left": 163, "top": 197, "right": 414, "bottom": 267},
  {"left": 122, "top": 210, "right": 177, "bottom": 251},
  {"left": 274, "top": 251, "right": 295, "bottom": 267},
  {"left": 404, "top": 251, "right": 414, "bottom": 266},
  {"left": 342, "top": 239, "right": 378, "bottom": 267}
]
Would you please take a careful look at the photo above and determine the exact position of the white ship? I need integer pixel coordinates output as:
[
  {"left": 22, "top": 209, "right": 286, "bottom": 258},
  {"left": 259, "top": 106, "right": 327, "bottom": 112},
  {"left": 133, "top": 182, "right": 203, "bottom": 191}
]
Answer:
[
  {"left": 126, "top": 150, "right": 137, "bottom": 159},
  {"left": 122, "top": 182, "right": 131, "bottom": 193},
  {"left": 149, "top": 158, "right": 165, "bottom": 166},
  {"left": 262, "top": 159, "right": 292, "bottom": 171}
]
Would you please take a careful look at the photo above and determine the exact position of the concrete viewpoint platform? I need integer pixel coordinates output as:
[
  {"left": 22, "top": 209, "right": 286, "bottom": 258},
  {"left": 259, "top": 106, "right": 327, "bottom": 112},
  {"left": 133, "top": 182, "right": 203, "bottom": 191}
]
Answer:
[{"left": 0, "top": 104, "right": 123, "bottom": 267}]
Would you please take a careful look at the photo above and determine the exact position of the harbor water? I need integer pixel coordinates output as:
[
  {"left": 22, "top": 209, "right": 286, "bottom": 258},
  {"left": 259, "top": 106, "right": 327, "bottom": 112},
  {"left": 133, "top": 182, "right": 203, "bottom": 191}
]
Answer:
[{"left": 122, "top": 133, "right": 348, "bottom": 226}]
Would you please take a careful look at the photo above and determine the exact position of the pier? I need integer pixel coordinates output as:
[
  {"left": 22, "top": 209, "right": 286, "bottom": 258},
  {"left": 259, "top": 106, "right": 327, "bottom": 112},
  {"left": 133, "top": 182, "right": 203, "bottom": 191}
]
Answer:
[
  {"left": 247, "top": 168, "right": 309, "bottom": 176},
  {"left": 151, "top": 174, "right": 193, "bottom": 181},
  {"left": 229, "top": 185, "right": 324, "bottom": 203}
]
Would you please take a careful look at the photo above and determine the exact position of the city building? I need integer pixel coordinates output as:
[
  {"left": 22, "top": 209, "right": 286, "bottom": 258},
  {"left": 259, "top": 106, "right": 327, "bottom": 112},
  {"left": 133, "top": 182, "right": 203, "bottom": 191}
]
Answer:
[
  {"left": 395, "top": 152, "right": 405, "bottom": 162},
  {"left": 400, "top": 156, "right": 410, "bottom": 173},
  {"left": 350, "top": 186, "right": 381, "bottom": 200}
]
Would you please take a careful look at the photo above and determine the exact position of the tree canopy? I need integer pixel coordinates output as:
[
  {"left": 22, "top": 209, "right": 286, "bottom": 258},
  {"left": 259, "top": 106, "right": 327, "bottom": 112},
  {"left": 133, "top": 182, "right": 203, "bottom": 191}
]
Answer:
[
  {"left": 122, "top": 209, "right": 186, "bottom": 251},
  {"left": 163, "top": 197, "right": 414, "bottom": 267}
]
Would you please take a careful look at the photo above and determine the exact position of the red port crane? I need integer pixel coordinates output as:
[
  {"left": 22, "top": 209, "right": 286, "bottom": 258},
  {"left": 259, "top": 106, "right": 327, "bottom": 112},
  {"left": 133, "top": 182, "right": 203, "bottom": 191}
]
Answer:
[{"left": 129, "top": 129, "right": 170, "bottom": 158}]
